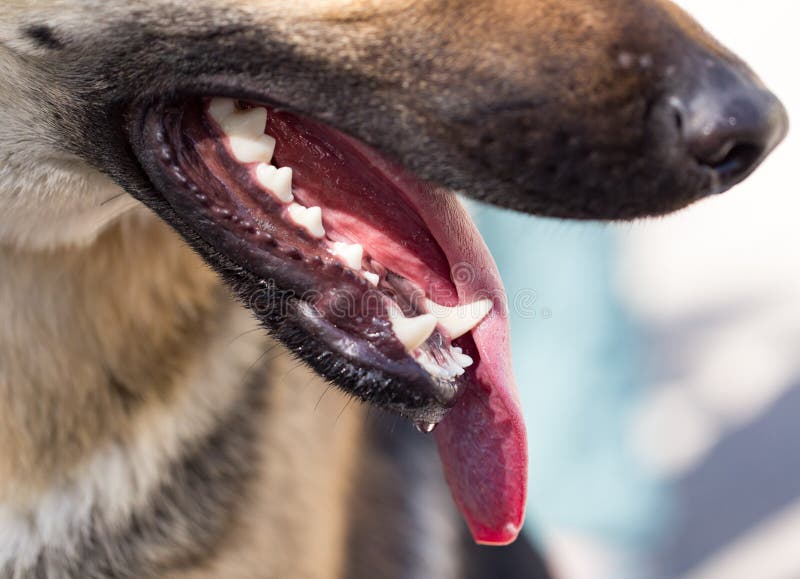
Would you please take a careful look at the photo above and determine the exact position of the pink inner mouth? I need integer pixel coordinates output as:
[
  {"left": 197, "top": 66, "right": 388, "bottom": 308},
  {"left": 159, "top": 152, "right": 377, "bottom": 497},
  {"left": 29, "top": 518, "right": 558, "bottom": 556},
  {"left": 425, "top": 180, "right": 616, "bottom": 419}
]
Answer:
[
  {"left": 170, "top": 98, "right": 528, "bottom": 545},
  {"left": 266, "top": 111, "right": 459, "bottom": 306}
]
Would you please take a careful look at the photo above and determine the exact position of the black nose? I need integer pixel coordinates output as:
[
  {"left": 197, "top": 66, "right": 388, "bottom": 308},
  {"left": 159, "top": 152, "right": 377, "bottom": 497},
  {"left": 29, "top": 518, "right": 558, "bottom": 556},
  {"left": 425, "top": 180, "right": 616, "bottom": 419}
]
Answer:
[{"left": 672, "top": 68, "right": 788, "bottom": 193}]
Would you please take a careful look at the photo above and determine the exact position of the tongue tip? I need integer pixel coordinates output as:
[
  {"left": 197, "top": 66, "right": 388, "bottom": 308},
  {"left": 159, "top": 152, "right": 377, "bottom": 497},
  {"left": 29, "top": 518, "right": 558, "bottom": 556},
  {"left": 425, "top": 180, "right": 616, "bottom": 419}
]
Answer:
[
  {"left": 470, "top": 518, "right": 525, "bottom": 546},
  {"left": 434, "top": 379, "right": 528, "bottom": 548}
]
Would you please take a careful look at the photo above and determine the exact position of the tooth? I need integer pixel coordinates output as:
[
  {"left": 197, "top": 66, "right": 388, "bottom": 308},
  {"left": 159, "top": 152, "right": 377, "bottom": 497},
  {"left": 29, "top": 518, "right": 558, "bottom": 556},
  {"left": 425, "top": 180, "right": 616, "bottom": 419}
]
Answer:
[
  {"left": 389, "top": 311, "right": 437, "bottom": 352},
  {"left": 331, "top": 242, "right": 364, "bottom": 270},
  {"left": 208, "top": 97, "right": 236, "bottom": 122},
  {"left": 416, "top": 351, "right": 451, "bottom": 379},
  {"left": 211, "top": 106, "right": 274, "bottom": 164},
  {"left": 453, "top": 351, "right": 474, "bottom": 368},
  {"left": 287, "top": 203, "right": 325, "bottom": 238},
  {"left": 363, "top": 271, "right": 380, "bottom": 286},
  {"left": 451, "top": 346, "right": 474, "bottom": 368},
  {"left": 425, "top": 298, "right": 493, "bottom": 339},
  {"left": 220, "top": 107, "right": 267, "bottom": 137},
  {"left": 229, "top": 134, "right": 276, "bottom": 164},
  {"left": 256, "top": 164, "right": 293, "bottom": 203}
]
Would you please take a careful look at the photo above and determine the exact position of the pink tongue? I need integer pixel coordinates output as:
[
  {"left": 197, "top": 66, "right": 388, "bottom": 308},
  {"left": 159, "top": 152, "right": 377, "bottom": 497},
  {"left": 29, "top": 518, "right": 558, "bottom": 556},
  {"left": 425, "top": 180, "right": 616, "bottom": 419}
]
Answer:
[
  {"left": 264, "top": 108, "right": 527, "bottom": 545},
  {"left": 435, "top": 385, "right": 527, "bottom": 545},
  {"left": 417, "top": 189, "right": 528, "bottom": 545}
]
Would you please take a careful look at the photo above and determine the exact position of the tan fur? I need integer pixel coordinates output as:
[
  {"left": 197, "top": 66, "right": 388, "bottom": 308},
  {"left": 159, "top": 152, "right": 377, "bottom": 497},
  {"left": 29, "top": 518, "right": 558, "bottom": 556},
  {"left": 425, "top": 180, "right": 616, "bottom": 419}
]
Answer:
[
  {"left": 165, "top": 357, "right": 365, "bottom": 579},
  {"left": 0, "top": 210, "right": 221, "bottom": 500},
  {"left": 0, "top": 205, "right": 366, "bottom": 576}
]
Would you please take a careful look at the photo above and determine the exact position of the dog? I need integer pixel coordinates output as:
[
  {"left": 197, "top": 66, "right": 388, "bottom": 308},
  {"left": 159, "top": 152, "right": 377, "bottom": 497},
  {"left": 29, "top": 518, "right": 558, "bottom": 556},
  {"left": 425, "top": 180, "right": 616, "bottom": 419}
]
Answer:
[{"left": 0, "top": 1, "right": 787, "bottom": 577}]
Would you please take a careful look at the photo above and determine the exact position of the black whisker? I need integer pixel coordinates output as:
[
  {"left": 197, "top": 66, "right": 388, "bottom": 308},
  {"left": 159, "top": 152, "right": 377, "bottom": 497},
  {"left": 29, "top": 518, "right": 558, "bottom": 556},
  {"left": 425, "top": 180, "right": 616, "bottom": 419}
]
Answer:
[{"left": 100, "top": 192, "right": 128, "bottom": 206}]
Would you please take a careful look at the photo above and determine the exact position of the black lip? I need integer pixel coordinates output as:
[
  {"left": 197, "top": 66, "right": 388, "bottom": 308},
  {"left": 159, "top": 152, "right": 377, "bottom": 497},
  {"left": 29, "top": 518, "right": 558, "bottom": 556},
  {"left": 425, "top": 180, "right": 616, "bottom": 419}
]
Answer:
[{"left": 127, "top": 96, "right": 458, "bottom": 423}]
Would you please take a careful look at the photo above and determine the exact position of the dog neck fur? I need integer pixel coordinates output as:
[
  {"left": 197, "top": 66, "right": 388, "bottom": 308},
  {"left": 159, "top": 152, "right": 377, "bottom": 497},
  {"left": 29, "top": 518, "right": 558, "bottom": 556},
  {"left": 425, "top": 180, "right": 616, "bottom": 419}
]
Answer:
[
  {"left": 0, "top": 212, "right": 390, "bottom": 578},
  {"left": 0, "top": 213, "right": 258, "bottom": 566}
]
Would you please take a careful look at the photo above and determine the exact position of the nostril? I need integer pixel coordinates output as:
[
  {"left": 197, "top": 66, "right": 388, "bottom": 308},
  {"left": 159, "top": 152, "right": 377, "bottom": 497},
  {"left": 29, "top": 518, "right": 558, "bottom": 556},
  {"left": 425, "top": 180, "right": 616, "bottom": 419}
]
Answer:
[
  {"left": 709, "top": 142, "right": 763, "bottom": 184},
  {"left": 675, "top": 85, "right": 787, "bottom": 193}
]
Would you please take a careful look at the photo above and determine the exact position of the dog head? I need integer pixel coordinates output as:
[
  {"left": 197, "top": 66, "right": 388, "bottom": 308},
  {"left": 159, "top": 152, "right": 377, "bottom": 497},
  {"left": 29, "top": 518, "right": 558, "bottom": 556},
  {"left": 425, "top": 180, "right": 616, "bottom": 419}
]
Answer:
[{"left": 0, "top": 0, "right": 788, "bottom": 544}]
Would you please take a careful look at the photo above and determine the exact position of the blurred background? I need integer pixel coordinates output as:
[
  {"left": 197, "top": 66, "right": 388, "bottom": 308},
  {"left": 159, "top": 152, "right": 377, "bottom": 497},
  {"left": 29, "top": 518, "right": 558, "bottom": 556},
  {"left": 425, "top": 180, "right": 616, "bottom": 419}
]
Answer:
[{"left": 474, "top": 2, "right": 800, "bottom": 578}]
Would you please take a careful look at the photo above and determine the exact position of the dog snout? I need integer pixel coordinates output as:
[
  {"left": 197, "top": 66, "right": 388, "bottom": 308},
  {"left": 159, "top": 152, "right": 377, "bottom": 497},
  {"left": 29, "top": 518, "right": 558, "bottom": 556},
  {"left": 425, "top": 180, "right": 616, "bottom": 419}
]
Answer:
[{"left": 668, "top": 61, "right": 789, "bottom": 194}]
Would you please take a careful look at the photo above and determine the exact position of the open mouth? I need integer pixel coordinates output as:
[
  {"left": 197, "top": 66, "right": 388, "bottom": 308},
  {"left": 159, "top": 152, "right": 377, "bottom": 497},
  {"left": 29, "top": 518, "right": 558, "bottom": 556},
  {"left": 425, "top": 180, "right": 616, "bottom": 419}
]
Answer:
[{"left": 131, "top": 96, "right": 526, "bottom": 545}]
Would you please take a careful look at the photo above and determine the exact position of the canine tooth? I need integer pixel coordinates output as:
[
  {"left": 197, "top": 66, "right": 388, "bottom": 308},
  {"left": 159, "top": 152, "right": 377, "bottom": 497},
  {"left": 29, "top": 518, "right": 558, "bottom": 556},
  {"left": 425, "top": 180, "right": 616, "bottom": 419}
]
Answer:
[
  {"left": 389, "top": 311, "right": 437, "bottom": 353},
  {"left": 363, "top": 271, "right": 380, "bottom": 286},
  {"left": 287, "top": 203, "right": 325, "bottom": 238},
  {"left": 425, "top": 298, "right": 493, "bottom": 339},
  {"left": 208, "top": 97, "right": 236, "bottom": 122},
  {"left": 229, "top": 134, "right": 276, "bottom": 164},
  {"left": 332, "top": 242, "right": 364, "bottom": 270},
  {"left": 256, "top": 164, "right": 293, "bottom": 202},
  {"left": 220, "top": 107, "right": 268, "bottom": 137}
]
